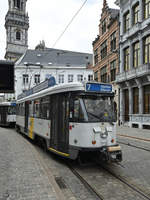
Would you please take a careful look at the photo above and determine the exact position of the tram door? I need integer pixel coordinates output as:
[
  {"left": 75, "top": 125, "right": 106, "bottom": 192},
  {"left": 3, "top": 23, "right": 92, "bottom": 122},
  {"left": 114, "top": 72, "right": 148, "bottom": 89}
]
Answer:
[
  {"left": 50, "top": 94, "right": 69, "bottom": 153},
  {"left": 24, "top": 102, "right": 29, "bottom": 132},
  {"left": 0, "top": 107, "right": 7, "bottom": 124}
]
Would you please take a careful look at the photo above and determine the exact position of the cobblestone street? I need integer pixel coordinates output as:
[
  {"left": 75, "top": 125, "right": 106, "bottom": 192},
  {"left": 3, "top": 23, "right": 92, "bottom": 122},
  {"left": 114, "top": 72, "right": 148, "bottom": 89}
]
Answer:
[
  {"left": 0, "top": 126, "right": 150, "bottom": 200},
  {"left": 0, "top": 127, "right": 61, "bottom": 200}
]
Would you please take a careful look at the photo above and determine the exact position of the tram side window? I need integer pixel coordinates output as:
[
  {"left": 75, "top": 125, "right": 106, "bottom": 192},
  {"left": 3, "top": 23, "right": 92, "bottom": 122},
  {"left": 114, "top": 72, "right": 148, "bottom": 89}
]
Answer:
[
  {"left": 73, "top": 99, "right": 85, "bottom": 122},
  {"left": 40, "top": 96, "right": 50, "bottom": 119},
  {"left": 17, "top": 103, "right": 24, "bottom": 116},
  {"left": 33, "top": 99, "right": 40, "bottom": 118},
  {"left": 29, "top": 101, "right": 34, "bottom": 117}
]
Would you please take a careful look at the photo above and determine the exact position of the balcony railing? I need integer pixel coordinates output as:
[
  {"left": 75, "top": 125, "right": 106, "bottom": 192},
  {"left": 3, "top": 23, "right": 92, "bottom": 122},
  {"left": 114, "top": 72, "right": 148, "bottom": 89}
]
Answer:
[
  {"left": 116, "top": 64, "right": 150, "bottom": 83},
  {"left": 130, "top": 114, "right": 150, "bottom": 123}
]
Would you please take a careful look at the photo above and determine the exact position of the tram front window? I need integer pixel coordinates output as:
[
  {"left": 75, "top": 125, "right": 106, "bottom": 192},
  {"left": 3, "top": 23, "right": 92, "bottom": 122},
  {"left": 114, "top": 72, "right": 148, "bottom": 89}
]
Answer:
[
  {"left": 72, "top": 96, "right": 116, "bottom": 123},
  {"left": 8, "top": 106, "right": 16, "bottom": 115},
  {"left": 83, "top": 96, "right": 116, "bottom": 122}
]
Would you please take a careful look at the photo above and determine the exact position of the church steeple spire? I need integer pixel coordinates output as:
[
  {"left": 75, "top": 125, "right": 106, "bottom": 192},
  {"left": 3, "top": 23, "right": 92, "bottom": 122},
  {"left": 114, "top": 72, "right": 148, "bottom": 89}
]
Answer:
[{"left": 5, "top": 0, "right": 29, "bottom": 61}]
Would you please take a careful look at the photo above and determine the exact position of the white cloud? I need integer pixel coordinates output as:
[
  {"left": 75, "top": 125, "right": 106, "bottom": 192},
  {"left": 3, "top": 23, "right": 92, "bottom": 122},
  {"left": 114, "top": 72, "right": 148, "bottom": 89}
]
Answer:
[{"left": 0, "top": 0, "right": 118, "bottom": 59}]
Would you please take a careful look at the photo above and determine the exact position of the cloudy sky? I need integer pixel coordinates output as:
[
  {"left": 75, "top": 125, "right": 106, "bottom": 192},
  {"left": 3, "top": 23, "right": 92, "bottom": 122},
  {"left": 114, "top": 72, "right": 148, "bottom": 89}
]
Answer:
[{"left": 0, "top": 0, "right": 118, "bottom": 59}]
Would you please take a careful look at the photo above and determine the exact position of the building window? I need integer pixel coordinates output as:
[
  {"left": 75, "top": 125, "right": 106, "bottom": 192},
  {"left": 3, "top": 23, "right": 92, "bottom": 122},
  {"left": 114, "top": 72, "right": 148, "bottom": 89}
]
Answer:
[
  {"left": 133, "top": 41, "right": 140, "bottom": 67},
  {"left": 94, "top": 49, "right": 98, "bottom": 65},
  {"left": 94, "top": 71, "right": 98, "bottom": 82},
  {"left": 144, "top": 35, "right": 150, "bottom": 64},
  {"left": 16, "top": 31, "right": 21, "bottom": 40},
  {"left": 77, "top": 75, "right": 83, "bottom": 82},
  {"left": 14, "top": 0, "right": 20, "bottom": 9},
  {"left": 124, "top": 47, "right": 130, "bottom": 71},
  {"left": 23, "top": 74, "right": 28, "bottom": 85},
  {"left": 144, "top": 0, "right": 150, "bottom": 19},
  {"left": 144, "top": 85, "right": 150, "bottom": 114},
  {"left": 68, "top": 74, "right": 73, "bottom": 82},
  {"left": 110, "top": 60, "right": 116, "bottom": 81},
  {"left": 124, "top": 89, "right": 129, "bottom": 121},
  {"left": 100, "top": 66, "right": 107, "bottom": 83},
  {"left": 34, "top": 74, "right": 40, "bottom": 84},
  {"left": 88, "top": 75, "right": 93, "bottom": 81},
  {"left": 102, "top": 19, "right": 106, "bottom": 34},
  {"left": 101, "top": 40, "right": 107, "bottom": 59},
  {"left": 21, "top": 2, "right": 23, "bottom": 10},
  {"left": 110, "top": 32, "right": 116, "bottom": 51},
  {"left": 58, "top": 74, "right": 64, "bottom": 84},
  {"left": 133, "top": 87, "right": 139, "bottom": 114},
  {"left": 124, "top": 11, "right": 130, "bottom": 32},
  {"left": 133, "top": 3, "right": 139, "bottom": 25}
]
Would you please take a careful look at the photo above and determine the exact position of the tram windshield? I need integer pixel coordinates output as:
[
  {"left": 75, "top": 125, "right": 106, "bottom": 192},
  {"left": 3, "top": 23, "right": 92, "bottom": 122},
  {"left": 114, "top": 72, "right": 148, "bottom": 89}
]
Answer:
[{"left": 72, "top": 95, "right": 116, "bottom": 123}]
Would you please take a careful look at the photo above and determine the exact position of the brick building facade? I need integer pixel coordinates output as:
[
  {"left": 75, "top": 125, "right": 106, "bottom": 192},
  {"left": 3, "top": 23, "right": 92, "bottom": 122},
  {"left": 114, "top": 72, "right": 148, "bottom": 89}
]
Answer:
[
  {"left": 92, "top": 0, "right": 120, "bottom": 116},
  {"left": 93, "top": 1, "right": 119, "bottom": 84}
]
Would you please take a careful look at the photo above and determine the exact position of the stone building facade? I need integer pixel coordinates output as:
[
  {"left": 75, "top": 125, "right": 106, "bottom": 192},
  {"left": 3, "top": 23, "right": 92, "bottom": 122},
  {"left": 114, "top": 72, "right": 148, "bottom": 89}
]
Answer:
[
  {"left": 92, "top": 0, "right": 120, "bottom": 112},
  {"left": 116, "top": 0, "right": 150, "bottom": 129},
  {"left": 14, "top": 48, "right": 93, "bottom": 99},
  {"left": 5, "top": 0, "right": 29, "bottom": 61}
]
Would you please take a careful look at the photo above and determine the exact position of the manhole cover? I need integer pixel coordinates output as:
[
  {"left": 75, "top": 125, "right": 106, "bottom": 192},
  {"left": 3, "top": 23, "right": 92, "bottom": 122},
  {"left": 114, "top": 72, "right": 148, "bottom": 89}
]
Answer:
[{"left": 55, "top": 176, "right": 67, "bottom": 189}]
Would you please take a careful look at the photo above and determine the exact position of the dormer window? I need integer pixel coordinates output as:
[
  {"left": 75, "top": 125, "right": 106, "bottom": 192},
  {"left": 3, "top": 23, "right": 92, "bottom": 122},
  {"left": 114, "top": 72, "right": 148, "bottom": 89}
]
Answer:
[
  {"left": 16, "top": 31, "right": 21, "bottom": 40},
  {"left": 102, "top": 19, "right": 106, "bottom": 34}
]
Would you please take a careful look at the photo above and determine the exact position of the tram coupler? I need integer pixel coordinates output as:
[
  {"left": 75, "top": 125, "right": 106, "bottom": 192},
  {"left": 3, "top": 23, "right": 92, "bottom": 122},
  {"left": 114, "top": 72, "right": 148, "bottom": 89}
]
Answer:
[{"left": 99, "top": 145, "right": 122, "bottom": 162}]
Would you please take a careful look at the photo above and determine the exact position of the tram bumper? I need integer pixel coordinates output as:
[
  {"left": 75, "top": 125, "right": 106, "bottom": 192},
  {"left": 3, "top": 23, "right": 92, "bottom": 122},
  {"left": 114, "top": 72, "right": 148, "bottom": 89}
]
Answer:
[{"left": 100, "top": 145, "right": 122, "bottom": 162}]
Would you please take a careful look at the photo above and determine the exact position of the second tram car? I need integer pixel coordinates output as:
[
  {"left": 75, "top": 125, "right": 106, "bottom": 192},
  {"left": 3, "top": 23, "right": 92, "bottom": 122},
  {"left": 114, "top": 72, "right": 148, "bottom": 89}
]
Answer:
[
  {"left": 16, "top": 79, "right": 122, "bottom": 162},
  {"left": 0, "top": 102, "right": 16, "bottom": 127}
]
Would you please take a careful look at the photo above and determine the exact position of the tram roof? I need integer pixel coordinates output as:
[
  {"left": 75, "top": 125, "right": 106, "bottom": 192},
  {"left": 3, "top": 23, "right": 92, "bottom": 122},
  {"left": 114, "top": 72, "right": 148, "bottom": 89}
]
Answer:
[{"left": 17, "top": 81, "right": 114, "bottom": 103}]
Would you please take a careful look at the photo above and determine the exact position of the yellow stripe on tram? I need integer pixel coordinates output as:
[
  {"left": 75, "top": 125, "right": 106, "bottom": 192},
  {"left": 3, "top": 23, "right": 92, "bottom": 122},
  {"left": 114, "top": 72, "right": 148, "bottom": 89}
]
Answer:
[
  {"left": 49, "top": 148, "right": 69, "bottom": 157},
  {"left": 29, "top": 117, "right": 34, "bottom": 139}
]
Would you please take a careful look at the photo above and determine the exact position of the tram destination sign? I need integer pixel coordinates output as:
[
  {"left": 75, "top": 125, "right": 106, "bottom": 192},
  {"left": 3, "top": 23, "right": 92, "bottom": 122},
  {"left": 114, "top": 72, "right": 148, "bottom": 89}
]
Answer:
[
  {"left": 86, "top": 83, "right": 112, "bottom": 93},
  {"left": 0, "top": 60, "right": 14, "bottom": 93}
]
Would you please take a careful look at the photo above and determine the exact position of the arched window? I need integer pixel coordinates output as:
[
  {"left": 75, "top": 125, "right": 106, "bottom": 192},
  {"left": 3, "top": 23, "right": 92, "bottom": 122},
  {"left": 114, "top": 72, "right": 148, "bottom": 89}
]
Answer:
[
  {"left": 16, "top": 31, "right": 21, "bottom": 40},
  {"left": 13, "top": 0, "right": 16, "bottom": 7},
  {"left": 14, "top": 0, "right": 20, "bottom": 9},
  {"left": 17, "top": 0, "right": 20, "bottom": 9}
]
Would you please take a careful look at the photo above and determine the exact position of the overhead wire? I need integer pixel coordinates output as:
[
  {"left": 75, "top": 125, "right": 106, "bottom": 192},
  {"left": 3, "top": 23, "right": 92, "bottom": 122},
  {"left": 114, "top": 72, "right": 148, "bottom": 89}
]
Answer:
[{"left": 52, "top": 0, "right": 88, "bottom": 48}]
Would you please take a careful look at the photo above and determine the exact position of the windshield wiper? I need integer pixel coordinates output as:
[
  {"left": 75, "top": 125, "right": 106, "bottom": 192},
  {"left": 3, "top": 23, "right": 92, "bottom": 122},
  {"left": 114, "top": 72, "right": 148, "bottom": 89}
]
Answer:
[{"left": 87, "top": 112, "right": 100, "bottom": 120}]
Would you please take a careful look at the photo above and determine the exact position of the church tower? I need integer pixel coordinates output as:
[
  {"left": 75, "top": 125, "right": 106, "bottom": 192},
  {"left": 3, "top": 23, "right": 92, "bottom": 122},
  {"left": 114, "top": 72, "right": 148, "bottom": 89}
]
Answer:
[{"left": 5, "top": 0, "right": 29, "bottom": 61}]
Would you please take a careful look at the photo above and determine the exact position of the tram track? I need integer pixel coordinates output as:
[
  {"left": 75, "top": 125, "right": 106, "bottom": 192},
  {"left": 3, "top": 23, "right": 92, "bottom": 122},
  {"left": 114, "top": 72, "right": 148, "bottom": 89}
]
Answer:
[
  {"left": 24, "top": 140, "right": 150, "bottom": 200},
  {"left": 16, "top": 131, "right": 150, "bottom": 200},
  {"left": 98, "top": 163, "right": 150, "bottom": 200},
  {"left": 117, "top": 134, "right": 150, "bottom": 143},
  {"left": 21, "top": 135, "right": 104, "bottom": 200},
  {"left": 66, "top": 162, "right": 105, "bottom": 200},
  {"left": 67, "top": 160, "right": 150, "bottom": 200},
  {"left": 118, "top": 134, "right": 150, "bottom": 152},
  {"left": 118, "top": 140, "right": 150, "bottom": 152}
]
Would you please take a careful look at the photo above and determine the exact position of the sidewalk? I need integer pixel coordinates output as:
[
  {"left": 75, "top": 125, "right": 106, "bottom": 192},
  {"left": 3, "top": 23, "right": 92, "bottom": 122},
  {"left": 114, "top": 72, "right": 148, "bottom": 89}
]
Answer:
[
  {"left": 116, "top": 125, "right": 150, "bottom": 141},
  {"left": 0, "top": 127, "right": 64, "bottom": 200}
]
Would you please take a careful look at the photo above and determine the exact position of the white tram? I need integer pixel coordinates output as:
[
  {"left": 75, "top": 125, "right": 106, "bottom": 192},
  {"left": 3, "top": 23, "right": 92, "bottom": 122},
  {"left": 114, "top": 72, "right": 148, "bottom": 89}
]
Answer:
[
  {"left": 16, "top": 78, "right": 122, "bottom": 162},
  {"left": 0, "top": 102, "right": 16, "bottom": 127}
]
